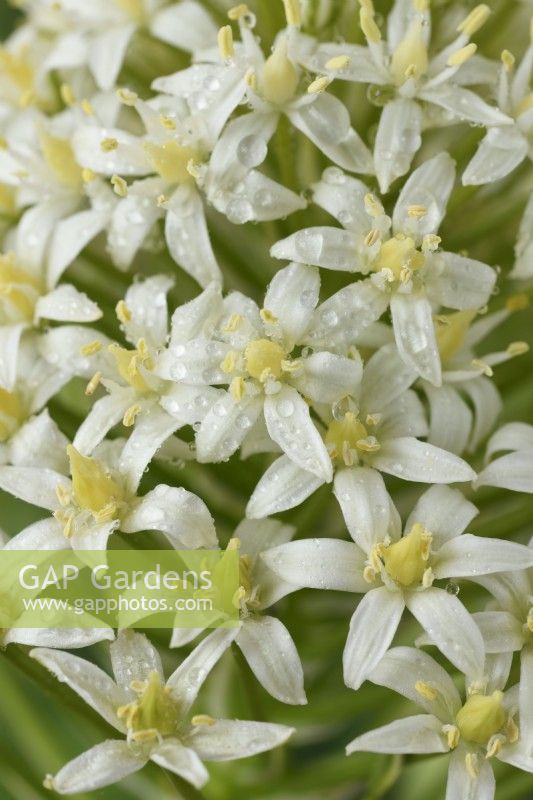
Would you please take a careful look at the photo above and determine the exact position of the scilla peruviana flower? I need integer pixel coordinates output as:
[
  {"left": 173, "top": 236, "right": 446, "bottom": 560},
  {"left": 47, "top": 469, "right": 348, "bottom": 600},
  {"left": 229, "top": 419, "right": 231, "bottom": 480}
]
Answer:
[
  {"left": 271, "top": 153, "right": 497, "bottom": 386},
  {"left": 158, "top": 263, "right": 363, "bottom": 482},
  {"left": 300, "top": 0, "right": 510, "bottom": 192},
  {"left": 346, "top": 647, "right": 532, "bottom": 796},
  {"left": 475, "top": 422, "right": 533, "bottom": 493},
  {"left": 0, "top": 437, "right": 218, "bottom": 554},
  {"left": 31, "top": 630, "right": 294, "bottom": 793},
  {"left": 246, "top": 342, "right": 476, "bottom": 519},
  {"left": 463, "top": 33, "right": 533, "bottom": 186},
  {"left": 171, "top": 518, "right": 307, "bottom": 706},
  {"left": 262, "top": 478, "right": 533, "bottom": 689},
  {"left": 155, "top": 1, "right": 374, "bottom": 175},
  {"left": 420, "top": 296, "right": 530, "bottom": 455}
]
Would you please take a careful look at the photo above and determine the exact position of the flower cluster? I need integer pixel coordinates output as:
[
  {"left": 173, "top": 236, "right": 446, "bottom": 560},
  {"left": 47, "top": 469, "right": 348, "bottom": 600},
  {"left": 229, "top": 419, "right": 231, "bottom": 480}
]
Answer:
[{"left": 0, "top": 0, "right": 532, "bottom": 798}]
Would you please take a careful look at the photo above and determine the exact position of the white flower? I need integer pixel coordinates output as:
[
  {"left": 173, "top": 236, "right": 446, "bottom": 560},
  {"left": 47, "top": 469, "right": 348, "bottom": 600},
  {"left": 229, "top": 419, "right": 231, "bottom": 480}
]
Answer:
[
  {"left": 300, "top": 0, "right": 511, "bottom": 191},
  {"left": 159, "top": 263, "right": 362, "bottom": 480},
  {"left": 262, "top": 478, "right": 533, "bottom": 689},
  {"left": 156, "top": 3, "right": 373, "bottom": 175},
  {"left": 31, "top": 629, "right": 294, "bottom": 794},
  {"left": 272, "top": 153, "right": 497, "bottom": 385},
  {"left": 171, "top": 518, "right": 307, "bottom": 705},
  {"left": 246, "top": 342, "right": 476, "bottom": 519},
  {"left": 476, "top": 422, "right": 533, "bottom": 493},
  {"left": 0, "top": 437, "right": 217, "bottom": 554},
  {"left": 511, "top": 194, "right": 533, "bottom": 279},
  {"left": 421, "top": 298, "right": 530, "bottom": 455},
  {"left": 32, "top": 0, "right": 219, "bottom": 92},
  {"left": 463, "top": 38, "right": 533, "bottom": 185},
  {"left": 346, "top": 646, "right": 532, "bottom": 797}
]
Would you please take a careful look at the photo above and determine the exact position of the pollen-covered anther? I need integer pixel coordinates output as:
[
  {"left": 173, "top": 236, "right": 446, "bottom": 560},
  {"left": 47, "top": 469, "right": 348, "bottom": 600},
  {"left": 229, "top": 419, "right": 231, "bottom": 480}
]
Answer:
[
  {"left": 356, "top": 436, "right": 381, "bottom": 453},
  {"left": 157, "top": 194, "right": 168, "bottom": 208},
  {"left": 94, "top": 502, "right": 118, "bottom": 523},
  {"left": 100, "top": 137, "right": 119, "bottom": 152},
  {"left": 325, "top": 55, "right": 351, "bottom": 71},
  {"left": 116, "top": 300, "right": 132, "bottom": 323},
  {"left": 43, "top": 775, "right": 54, "bottom": 791},
  {"left": 505, "top": 715, "right": 519, "bottom": 743},
  {"left": 281, "top": 358, "right": 303, "bottom": 373},
  {"left": 159, "top": 115, "right": 176, "bottom": 131},
  {"left": 407, "top": 205, "right": 427, "bottom": 219},
  {"left": 80, "top": 340, "right": 102, "bottom": 356},
  {"left": 228, "top": 4, "right": 249, "bottom": 20},
  {"left": 526, "top": 608, "right": 533, "bottom": 634},
  {"left": 116, "top": 87, "right": 138, "bottom": 106},
  {"left": 415, "top": 681, "right": 437, "bottom": 701},
  {"left": 423, "top": 234, "right": 441, "bottom": 252},
  {"left": 506, "top": 293, "right": 529, "bottom": 311},
  {"left": 364, "top": 193, "right": 384, "bottom": 218},
  {"left": 223, "top": 313, "right": 242, "bottom": 333},
  {"left": 422, "top": 566, "right": 435, "bottom": 588},
  {"left": 260, "top": 308, "right": 278, "bottom": 323},
  {"left": 447, "top": 43, "right": 477, "bottom": 68},
  {"left": 218, "top": 25, "right": 234, "bottom": 61},
  {"left": 442, "top": 724, "right": 460, "bottom": 749},
  {"left": 365, "top": 228, "right": 380, "bottom": 247},
  {"left": 55, "top": 484, "right": 72, "bottom": 507},
  {"left": 111, "top": 175, "right": 128, "bottom": 197},
  {"left": 465, "top": 752, "right": 480, "bottom": 779},
  {"left": 85, "top": 372, "right": 102, "bottom": 396},
  {"left": 365, "top": 413, "right": 381, "bottom": 426},
  {"left": 363, "top": 564, "right": 377, "bottom": 583},
  {"left": 191, "top": 714, "right": 216, "bottom": 726},
  {"left": 486, "top": 734, "right": 506, "bottom": 759},
  {"left": 507, "top": 341, "right": 529, "bottom": 356},
  {"left": 501, "top": 50, "right": 515, "bottom": 72},
  {"left": 220, "top": 350, "right": 238, "bottom": 373},
  {"left": 123, "top": 404, "right": 141, "bottom": 427},
  {"left": 308, "top": 76, "right": 331, "bottom": 95},
  {"left": 245, "top": 69, "right": 257, "bottom": 91},
  {"left": 457, "top": 4, "right": 491, "bottom": 37},
  {"left": 360, "top": 7, "right": 381, "bottom": 44},
  {"left": 399, "top": 266, "right": 412, "bottom": 284},
  {"left": 230, "top": 376, "right": 245, "bottom": 402},
  {"left": 82, "top": 168, "right": 96, "bottom": 183},
  {"left": 60, "top": 83, "right": 75, "bottom": 107},
  {"left": 471, "top": 358, "right": 493, "bottom": 377},
  {"left": 80, "top": 99, "right": 94, "bottom": 115}
]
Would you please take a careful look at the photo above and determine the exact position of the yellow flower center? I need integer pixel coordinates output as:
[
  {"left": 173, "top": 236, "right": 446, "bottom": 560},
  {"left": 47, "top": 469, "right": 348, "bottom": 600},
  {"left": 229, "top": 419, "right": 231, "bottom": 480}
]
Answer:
[
  {"left": 325, "top": 412, "right": 370, "bottom": 462},
  {"left": 143, "top": 140, "right": 199, "bottom": 184},
  {"left": 435, "top": 310, "right": 477, "bottom": 363},
  {"left": 108, "top": 342, "right": 153, "bottom": 392},
  {"left": 117, "top": 671, "right": 179, "bottom": 739},
  {"left": 456, "top": 691, "right": 506, "bottom": 746},
  {"left": 390, "top": 19, "right": 428, "bottom": 85},
  {"left": 0, "top": 253, "right": 42, "bottom": 321},
  {"left": 67, "top": 445, "right": 124, "bottom": 514},
  {"left": 381, "top": 522, "right": 432, "bottom": 587},
  {"left": 39, "top": 130, "right": 83, "bottom": 190},
  {"left": 0, "top": 388, "right": 24, "bottom": 442},
  {"left": 113, "top": 0, "right": 146, "bottom": 24},
  {"left": 244, "top": 338, "right": 285, "bottom": 381},
  {"left": 373, "top": 235, "right": 425, "bottom": 280},
  {"left": 261, "top": 37, "right": 300, "bottom": 105}
]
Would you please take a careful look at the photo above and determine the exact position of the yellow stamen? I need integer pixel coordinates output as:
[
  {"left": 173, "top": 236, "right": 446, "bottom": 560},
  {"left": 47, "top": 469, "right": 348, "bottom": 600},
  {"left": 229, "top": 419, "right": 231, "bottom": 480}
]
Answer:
[
  {"left": 114, "top": 0, "right": 145, "bottom": 24},
  {"left": 218, "top": 25, "right": 234, "bottom": 61},
  {"left": 442, "top": 724, "right": 461, "bottom": 749},
  {"left": 407, "top": 204, "right": 428, "bottom": 218},
  {"left": 100, "top": 137, "right": 119, "bottom": 152},
  {"left": 501, "top": 50, "right": 515, "bottom": 72},
  {"left": 325, "top": 55, "right": 351, "bottom": 71},
  {"left": 465, "top": 753, "right": 480, "bottom": 779},
  {"left": 457, "top": 4, "right": 491, "bottom": 37},
  {"left": 111, "top": 175, "right": 128, "bottom": 197},
  {"left": 308, "top": 75, "right": 331, "bottom": 94},
  {"left": 220, "top": 351, "right": 238, "bottom": 374},
  {"left": 116, "top": 300, "right": 132, "bottom": 323},
  {"left": 55, "top": 484, "right": 71, "bottom": 507},
  {"left": 360, "top": 7, "right": 381, "bottom": 44},
  {"left": 228, "top": 4, "right": 249, "bottom": 20},
  {"left": 230, "top": 376, "right": 245, "bottom": 401},
  {"left": 506, "top": 293, "right": 529, "bottom": 311},
  {"left": 415, "top": 681, "right": 437, "bottom": 701},
  {"left": 116, "top": 87, "right": 138, "bottom": 106},
  {"left": 80, "top": 340, "right": 102, "bottom": 356},
  {"left": 80, "top": 99, "right": 94, "bottom": 115},
  {"left": 471, "top": 359, "right": 493, "bottom": 377},
  {"left": 108, "top": 343, "right": 151, "bottom": 392},
  {"left": 244, "top": 339, "right": 285, "bottom": 380},
  {"left": 507, "top": 341, "right": 529, "bottom": 356},
  {"left": 159, "top": 115, "right": 176, "bottom": 131},
  {"left": 85, "top": 372, "right": 102, "bottom": 396},
  {"left": 123, "top": 403, "right": 141, "bottom": 427},
  {"left": 260, "top": 308, "right": 278, "bottom": 323},
  {"left": 191, "top": 714, "right": 216, "bottom": 726},
  {"left": 223, "top": 313, "right": 242, "bottom": 332},
  {"left": 60, "top": 83, "right": 75, "bottom": 106},
  {"left": 364, "top": 193, "right": 384, "bottom": 218},
  {"left": 82, "top": 168, "right": 96, "bottom": 183},
  {"left": 364, "top": 229, "right": 380, "bottom": 247},
  {"left": 447, "top": 43, "right": 477, "bottom": 68}
]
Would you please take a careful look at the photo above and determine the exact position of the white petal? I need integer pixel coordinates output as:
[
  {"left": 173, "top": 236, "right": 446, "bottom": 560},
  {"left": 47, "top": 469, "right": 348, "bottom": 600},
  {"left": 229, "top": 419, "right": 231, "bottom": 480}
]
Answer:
[
  {"left": 0, "top": 323, "right": 26, "bottom": 391},
  {"left": 343, "top": 587, "right": 405, "bottom": 690},
  {"left": 374, "top": 99, "right": 423, "bottom": 193},
  {"left": 264, "top": 387, "right": 332, "bottom": 481},
  {"left": 333, "top": 466, "right": 393, "bottom": 553},
  {"left": 347, "top": 714, "right": 448, "bottom": 756},
  {"left": 38, "top": 325, "right": 113, "bottom": 380},
  {"left": 377, "top": 388, "right": 428, "bottom": 440},
  {"left": 424, "top": 383, "right": 472, "bottom": 455},
  {"left": 30, "top": 648, "right": 127, "bottom": 730},
  {"left": 4, "top": 517, "right": 67, "bottom": 551},
  {"left": 445, "top": 748, "right": 495, "bottom": 800},
  {"left": 472, "top": 612, "right": 525, "bottom": 653},
  {"left": 288, "top": 94, "right": 373, "bottom": 173},
  {"left": 168, "top": 282, "right": 223, "bottom": 346},
  {"left": 404, "top": 485, "right": 478, "bottom": 548},
  {"left": 165, "top": 187, "right": 221, "bottom": 288},
  {"left": 371, "top": 437, "right": 476, "bottom": 483},
  {"left": 151, "top": 741, "right": 208, "bottom": 789},
  {"left": 390, "top": 291, "right": 441, "bottom": 386},
  {"left": 170, "top": 628, "right": 203, "bottom": 648},
  {"left": 121, "top": 274, "right": 173, "bottom": 349},
  {"left": 420, "top": 84, "right": 513, "bottom": 126},
  {"left": 122, "top": 485, "right": 217, "bottom": 549},
  {"left": 51, "top": 740, "right": 146, "bottom": 795},
  {"left": 271, "top": 226, "right": 358, "bottom": 271},
  {"left": 88, "top": 24, "right": 135, "bottom": 90},
  {"left": 406, "top": 587, "right": 485, "bottom": 680},
  {"left": 160, "top": 385, "right": 222, "bottom": 426},
  {"left": 462, "top": 127, "right": 528, "bottom": 186},
  {"left": 70, "top": 519, "right": 117, "bottom": 554},
  {"left": 393, "top": 152, "right": 455, "bottom": 237},
  {"left": 433, "top": 534, "right": 533, "bottom": 579},
  {"left": 16, "top": 199, "right": 78, "bottom": 273},
  {"left": 261, "top": 538, "right": 368, "bottom": 593},
  {"left": 237, "top": 616, "right": 306, "bottom": 705},
  {"left": 235, "top": 169, "right": 306, "bottom": 221},
  {"left": 264, "top": 263, "right": 320, "bottom": 343},
  {"left": 461, "top": 377, "right": 502, "bottom": 454},
  {"left": 5, "top": 627, "right": 114, "bottom": 648},
  {"left": 110, "top": 630, "right": 163, "bottom": 691},
  {"left": 47, "top": 209, "right": 110, "bottom": 288},
  {"left": 72, "top": 127, "right": 150, "bottom": 176},
  {"left": 150, "top": 1, "right": 218, "bottom": 52},
  {"left": 292, "top": 352, "right": 362, "bottom": 404},
  {"left": 234, "top": 517, "right": 295, "bottom": 557},
  {"left": 426, "top": 251, "right": 496, "bottom": 311},
  {"left": 485, "top": 423, "right": 533, "bottom": 460},
  {"left": 117, "top": 407, "right": 180, "bottom": 492},
  {"left": 246, "top": 454, "right": 324, "bottom": 518},
  {"left": 185, "top": 719, "right": 294, "bottom": 761},
  {"left": 304, "top": 280, "right": 389, "bottom": 351},
  {"left": 475, "top": 451, "right": 533, "bottom": 493},
  {"left": 9, "top": 410, "right": 69, "bottom": 472},
  {"left": 361, "top": 343, "right": 417, "bottom": 412},
  {"left": 35, "top": 285, "right": 102, "bottom": 323},
  {"left": 300, "top": 43, "right": 389, "bottom": 84},
  {"left": 167, "top": 628, "right": 238, "bottom": 712},
  {"left": 312, "top": 169, "right": 373, "bottom": 234},
  {"left": 519, "top": 645, "right": 533, "bottom": 745},
  {"left": 108, "top": 181, "right": 165, "bottom": 270},
  {"left": 372, "top": 646, "right": 462, "bottom": 720},
  {"left": 196, "top": 394, "right": 263, "bottom": 463},
  {"left": 73, "top": 389, "right": 134, "bottom": 455},
  {"left": 0, "top": 465, "right": 66, "bottom": 510}
]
